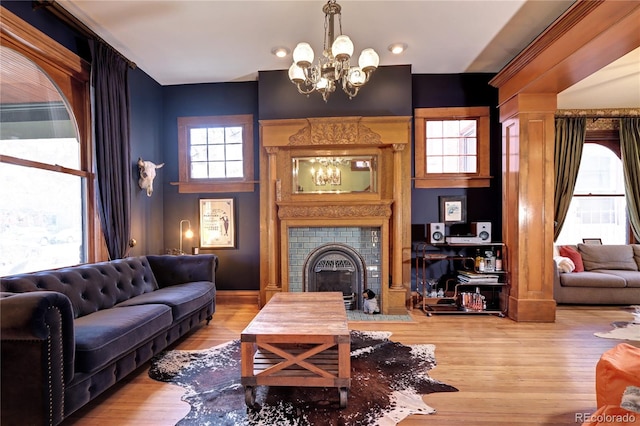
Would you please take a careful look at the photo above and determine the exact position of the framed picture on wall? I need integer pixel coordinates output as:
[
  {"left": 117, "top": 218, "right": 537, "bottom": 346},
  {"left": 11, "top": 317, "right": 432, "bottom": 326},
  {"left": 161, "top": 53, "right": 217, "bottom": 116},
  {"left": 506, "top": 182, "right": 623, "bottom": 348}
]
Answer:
[
  {"left": 582, "top": 238, "right": 602, "bottom": 245},
  {"left": 439, "top": 195, "right": 467, "bottom": 225},
  {"left": 199, "top": 198, "right": 236, "bottom": 248}
]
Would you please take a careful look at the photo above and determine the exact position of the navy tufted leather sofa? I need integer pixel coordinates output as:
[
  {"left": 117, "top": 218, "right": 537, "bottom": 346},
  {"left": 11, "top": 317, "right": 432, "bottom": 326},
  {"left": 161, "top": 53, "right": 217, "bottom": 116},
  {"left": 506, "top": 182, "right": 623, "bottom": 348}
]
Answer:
[{"left": 0, "top": 254, "right": 217, "bottom": 425}]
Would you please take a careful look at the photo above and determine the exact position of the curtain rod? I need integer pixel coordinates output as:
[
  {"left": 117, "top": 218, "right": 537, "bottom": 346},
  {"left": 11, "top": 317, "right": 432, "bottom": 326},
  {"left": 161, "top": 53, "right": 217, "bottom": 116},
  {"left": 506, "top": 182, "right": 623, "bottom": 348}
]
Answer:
[{"left": 33, "top": 0, "right": 137, "bottom": 69}]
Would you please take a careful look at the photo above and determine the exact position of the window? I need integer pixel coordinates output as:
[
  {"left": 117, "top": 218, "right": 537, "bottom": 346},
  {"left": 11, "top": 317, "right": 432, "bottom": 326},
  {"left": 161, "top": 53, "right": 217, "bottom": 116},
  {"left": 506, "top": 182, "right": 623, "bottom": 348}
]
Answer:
[
  {"left": 177, "top": 115, "right": 255, "bottom": 193},
  {"left": 556, "top": 144, "right": 627, "bottom": 245},
  {"left": 414, "top": 107, "right": 491, "bottom": 188},
  {"left": 1, "top": 13, "right": 93, "bottom": 276}
]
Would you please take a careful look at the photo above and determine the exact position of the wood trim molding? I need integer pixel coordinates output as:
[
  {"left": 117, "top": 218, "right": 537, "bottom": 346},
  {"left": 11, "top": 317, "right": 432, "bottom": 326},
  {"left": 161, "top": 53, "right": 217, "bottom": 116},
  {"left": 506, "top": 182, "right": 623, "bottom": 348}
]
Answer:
[
  {"left": 215, "top": 290, "right": 260, "bottom": 306},
  {"left": 276, "top": 201, "right": 393, "bottom": 220},
  {"left": 556, "top": 108, "right": 640, "bottom": 118},
  {"left": 490, "top": 1, "right": 602, "bottom": 88},
  {"left": 0, "top": 6, "right": 89, "bottom": 80},
  {"left": 490, "top": 0, "right": 640, "bottom": 105}
]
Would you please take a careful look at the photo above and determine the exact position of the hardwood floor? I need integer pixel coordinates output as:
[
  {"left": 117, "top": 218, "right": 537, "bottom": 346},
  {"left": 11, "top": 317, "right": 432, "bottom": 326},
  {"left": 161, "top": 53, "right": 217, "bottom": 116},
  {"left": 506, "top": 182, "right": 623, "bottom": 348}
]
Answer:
[{"left": 64, "top": 302, "right": 638, "bottom": 426}]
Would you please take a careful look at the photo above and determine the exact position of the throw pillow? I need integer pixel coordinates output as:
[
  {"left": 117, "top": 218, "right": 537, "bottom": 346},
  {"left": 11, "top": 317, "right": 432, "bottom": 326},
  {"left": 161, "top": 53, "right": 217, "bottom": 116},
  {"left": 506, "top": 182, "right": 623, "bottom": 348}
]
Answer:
[
  {"left": 559, "top": 246, "right": 584, "bottom": 272},
  {"left": 554, "top": 256, "right": 575, "bottom": 273}
]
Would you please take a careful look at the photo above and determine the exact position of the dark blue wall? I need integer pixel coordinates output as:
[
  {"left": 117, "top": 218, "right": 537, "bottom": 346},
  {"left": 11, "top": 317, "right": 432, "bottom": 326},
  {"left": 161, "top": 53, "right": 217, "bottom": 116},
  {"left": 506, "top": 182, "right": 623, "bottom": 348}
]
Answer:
[
  {"left": 129, "top": 69, "right": 164, "bottom": 257},
  {"left": 411, "top": 74, "right": 502, "bottom": 240},
  {"left": 161, "top": 82, "right": 260, "bottom": 291},
  {"left": 259, "top": 65, "right": 412, "bottom": 119}
]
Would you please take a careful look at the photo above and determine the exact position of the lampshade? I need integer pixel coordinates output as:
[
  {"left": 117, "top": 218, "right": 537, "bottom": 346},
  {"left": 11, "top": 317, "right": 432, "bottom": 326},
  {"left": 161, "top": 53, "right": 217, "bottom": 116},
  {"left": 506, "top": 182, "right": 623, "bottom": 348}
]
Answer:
[
  {"left": 288, "top": 63, "right": 305, "bottom": 83},
  {"left": 358, "top": 48, "right": 379, "bottom": 72},
  {"left": 293, "top": 42, "right": 314, "bottom": 68},
  {"left": 331, "top": 35, "right": 353, "bottom": 61}
]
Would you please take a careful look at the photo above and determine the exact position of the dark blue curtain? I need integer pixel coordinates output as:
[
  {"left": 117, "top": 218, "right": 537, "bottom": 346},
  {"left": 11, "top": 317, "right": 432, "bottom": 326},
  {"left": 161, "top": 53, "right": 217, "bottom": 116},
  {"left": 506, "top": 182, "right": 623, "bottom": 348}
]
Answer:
[{"left": 91, "top": 41, "right": 131, "bottom": 259}]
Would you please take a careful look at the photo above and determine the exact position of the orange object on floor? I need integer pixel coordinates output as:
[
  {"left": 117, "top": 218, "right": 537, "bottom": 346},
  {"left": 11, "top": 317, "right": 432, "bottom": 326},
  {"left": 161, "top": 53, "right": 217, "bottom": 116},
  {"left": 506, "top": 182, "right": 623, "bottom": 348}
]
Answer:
[{"left": 596, "top": 343, "right": 640, "bottom": 408}]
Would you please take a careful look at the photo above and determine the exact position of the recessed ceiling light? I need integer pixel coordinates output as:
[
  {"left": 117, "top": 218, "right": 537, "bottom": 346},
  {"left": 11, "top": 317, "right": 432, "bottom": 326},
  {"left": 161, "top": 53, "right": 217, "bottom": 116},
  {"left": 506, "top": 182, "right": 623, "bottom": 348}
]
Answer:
[
  {"left": 388, "top": 43, "right": 407, "bottom": 55},
  {"left": 271, "top": 47, "right": 290, "bottom": 58}
]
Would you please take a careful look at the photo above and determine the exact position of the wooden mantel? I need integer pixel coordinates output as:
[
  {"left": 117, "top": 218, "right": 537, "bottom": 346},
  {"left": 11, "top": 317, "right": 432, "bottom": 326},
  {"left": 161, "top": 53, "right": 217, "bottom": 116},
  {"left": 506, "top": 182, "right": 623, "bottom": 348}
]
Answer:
[
  {"left": 490, "top": 0, "right": 640, "bottom": 322},
  {"left": 258, "top": 116, "right": 412, "bottom": 314}
]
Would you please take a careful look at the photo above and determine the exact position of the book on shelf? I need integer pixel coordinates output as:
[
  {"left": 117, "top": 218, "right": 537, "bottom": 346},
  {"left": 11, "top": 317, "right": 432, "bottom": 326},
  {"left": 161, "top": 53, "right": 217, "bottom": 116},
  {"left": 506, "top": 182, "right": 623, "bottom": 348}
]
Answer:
[{"left": 457, "top": 271, "right": 500, "bottom": 283}]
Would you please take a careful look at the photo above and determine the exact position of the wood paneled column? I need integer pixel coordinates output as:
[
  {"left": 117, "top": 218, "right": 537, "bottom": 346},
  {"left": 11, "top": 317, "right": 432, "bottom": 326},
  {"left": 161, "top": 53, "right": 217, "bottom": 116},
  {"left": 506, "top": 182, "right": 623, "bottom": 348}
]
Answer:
[
  {"left": 387, "top": 143, "right": 408, "bottom": 314},
  {"left": 264, "top": 146, "right": 281, "bottom": 303},
  {"left": 501, "top": 94, "right": 557, "bottom": 322},
  {"left": 490, "top": 0, "right": 640, "bottom": 321}
]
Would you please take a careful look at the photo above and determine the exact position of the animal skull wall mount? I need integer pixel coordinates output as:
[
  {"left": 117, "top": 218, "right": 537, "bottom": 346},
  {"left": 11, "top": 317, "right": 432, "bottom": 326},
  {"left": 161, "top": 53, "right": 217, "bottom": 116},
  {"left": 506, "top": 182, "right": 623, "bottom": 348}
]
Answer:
[{"left": 137, "top": 157, "right": 164, "bottom": 197}]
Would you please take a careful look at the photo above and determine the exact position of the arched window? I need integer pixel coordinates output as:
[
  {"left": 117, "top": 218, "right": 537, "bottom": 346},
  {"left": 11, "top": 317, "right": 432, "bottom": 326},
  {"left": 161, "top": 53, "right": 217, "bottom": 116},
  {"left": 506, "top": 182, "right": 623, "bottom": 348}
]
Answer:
[
  {"left": 556, "top": 143, "right": 627, "bottom": 245},
  {"left": 1, "top": 10, "right": 94, "bottom": 275}
]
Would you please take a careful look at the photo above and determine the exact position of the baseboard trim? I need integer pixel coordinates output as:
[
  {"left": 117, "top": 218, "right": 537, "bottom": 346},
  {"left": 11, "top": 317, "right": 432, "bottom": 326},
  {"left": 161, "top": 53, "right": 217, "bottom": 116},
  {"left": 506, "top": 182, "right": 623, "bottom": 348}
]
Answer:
[{"left": 216, "top": 290, "right": 260, "bottom": 306}]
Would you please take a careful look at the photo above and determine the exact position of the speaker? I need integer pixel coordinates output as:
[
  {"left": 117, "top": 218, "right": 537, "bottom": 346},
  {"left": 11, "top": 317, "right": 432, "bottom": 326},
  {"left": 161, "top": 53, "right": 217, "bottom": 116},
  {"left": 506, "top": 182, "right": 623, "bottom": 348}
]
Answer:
[
  {"left": 426, "top": 223, "right": 445, "bottom": 244},
  {"left": 471, "top": 222, "right": 492, "bottom": 242}
]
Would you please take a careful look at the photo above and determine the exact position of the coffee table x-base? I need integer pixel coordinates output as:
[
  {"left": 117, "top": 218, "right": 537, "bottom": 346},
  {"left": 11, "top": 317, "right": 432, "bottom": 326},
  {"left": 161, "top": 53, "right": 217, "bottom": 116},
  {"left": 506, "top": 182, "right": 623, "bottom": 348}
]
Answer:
[{"left": 240, "top": 292, "right": 351, "bottom": 408}]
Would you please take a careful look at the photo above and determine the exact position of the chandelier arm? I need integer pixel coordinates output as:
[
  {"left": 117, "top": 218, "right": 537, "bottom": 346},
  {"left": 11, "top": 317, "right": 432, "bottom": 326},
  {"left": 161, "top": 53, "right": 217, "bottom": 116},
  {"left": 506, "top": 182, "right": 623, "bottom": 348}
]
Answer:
[
  {"left": 341, "top": 79, "right": 360, "bottom": 99},
  {"left": 295, "top": 81, "right": 317, "bottom": 95}
]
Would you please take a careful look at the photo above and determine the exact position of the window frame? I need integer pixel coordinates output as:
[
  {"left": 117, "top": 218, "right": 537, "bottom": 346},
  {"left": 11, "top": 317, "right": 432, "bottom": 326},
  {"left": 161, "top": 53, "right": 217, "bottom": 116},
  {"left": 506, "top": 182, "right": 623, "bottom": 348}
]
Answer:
[
  {"left": 414, "top": 106, "right": 491, "bottom": 188},
  {"left": 0, "top": 7, "right": 100, "bottom": 266},
  {"left": 177, "top": 114, "right": 255, "bottom": 193},
  {"left": 556, "top": 137, "right": 629, "bottom": 244}
]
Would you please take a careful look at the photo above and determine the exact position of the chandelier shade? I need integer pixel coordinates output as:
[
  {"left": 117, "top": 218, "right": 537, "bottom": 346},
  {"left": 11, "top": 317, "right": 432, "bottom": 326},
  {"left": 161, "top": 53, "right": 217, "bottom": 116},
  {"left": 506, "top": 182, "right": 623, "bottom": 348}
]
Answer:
[{"left": 289, "top": 0, "right": 379, "bottom": 102}]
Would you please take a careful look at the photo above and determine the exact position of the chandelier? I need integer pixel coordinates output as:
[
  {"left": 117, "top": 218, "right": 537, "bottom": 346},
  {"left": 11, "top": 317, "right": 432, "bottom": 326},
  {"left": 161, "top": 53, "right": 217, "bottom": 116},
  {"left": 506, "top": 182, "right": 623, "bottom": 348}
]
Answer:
[
  {"left": 288, "top": 0, "right": 379, "bottom": 102},
  {"left": 309, "top": 157, "right": 348, "bottom": 186}
]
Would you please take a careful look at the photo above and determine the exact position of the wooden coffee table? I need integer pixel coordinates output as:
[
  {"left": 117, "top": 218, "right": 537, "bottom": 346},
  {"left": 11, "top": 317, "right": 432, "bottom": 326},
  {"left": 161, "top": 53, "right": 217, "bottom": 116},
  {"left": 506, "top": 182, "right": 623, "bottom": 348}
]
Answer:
[{"left": 240, "top": 292, "right": 351, "bottom": 408}]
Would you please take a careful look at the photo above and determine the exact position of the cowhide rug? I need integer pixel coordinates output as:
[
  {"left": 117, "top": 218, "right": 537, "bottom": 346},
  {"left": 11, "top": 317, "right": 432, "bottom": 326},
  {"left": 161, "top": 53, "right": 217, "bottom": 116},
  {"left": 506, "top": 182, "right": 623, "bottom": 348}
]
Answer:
[
  {"left": 595, "top": 322, "right": 640, "bottom": 341},
  {"left": 149, "top": 331, "right": 458, "bottom": 425},
  {"left": 594, "top": 306, "right": 640, "bottom": 341}
]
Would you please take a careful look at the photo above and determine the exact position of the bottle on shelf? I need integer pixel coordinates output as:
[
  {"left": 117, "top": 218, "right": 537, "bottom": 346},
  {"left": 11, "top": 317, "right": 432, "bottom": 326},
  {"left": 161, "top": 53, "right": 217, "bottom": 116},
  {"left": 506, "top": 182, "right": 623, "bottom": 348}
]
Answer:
[
  {"left": 478, "top": 256, "right": 485, "bottom": 272},
  {"left": 496, "top": 249, "right": 503, "bottom": 271},
  {"left": 484, "top": 249, "right": 495, "bottom": 272},
  {"left": 474, "top": 249, "right": 482, "bottom": 272}
]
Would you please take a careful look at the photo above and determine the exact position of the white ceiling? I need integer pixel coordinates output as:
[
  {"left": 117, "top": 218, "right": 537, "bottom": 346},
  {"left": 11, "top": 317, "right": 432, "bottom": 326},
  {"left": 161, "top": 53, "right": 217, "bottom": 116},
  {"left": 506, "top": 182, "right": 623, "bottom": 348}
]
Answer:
[{"left": 57, "top": 0, "right": 639, "bottom": 108}]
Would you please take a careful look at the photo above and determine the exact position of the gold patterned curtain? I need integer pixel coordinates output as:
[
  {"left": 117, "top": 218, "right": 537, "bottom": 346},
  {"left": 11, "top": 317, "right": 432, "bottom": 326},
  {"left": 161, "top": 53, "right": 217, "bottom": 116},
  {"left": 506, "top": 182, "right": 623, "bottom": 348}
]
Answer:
[
  {"left": 554, "top": 117, "right": 587, "bottom": 241},
  {"left": 620, "top": 118, "right": 640, "bottom": 241}
]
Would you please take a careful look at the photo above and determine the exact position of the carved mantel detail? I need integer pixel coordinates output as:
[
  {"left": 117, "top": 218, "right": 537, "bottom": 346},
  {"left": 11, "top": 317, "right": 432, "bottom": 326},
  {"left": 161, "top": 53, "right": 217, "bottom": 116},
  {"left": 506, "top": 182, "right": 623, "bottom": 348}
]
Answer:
[
  {"left": 277, "top": 202, "right": 393, "bottom": 220},
  {"left": 289, "top": 118, "right": 383, "bottom": 146}
]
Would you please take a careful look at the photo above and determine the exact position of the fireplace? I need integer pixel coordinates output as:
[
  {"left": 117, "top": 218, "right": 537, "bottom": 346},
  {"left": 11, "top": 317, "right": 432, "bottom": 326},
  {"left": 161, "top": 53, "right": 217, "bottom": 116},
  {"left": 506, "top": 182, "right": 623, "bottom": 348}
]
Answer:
[
  {"left": 259, "top": 116, "right": 412, "bottom": 314},
  {"left": 304, "top": 243, "right": 366, "bottom": 310}
]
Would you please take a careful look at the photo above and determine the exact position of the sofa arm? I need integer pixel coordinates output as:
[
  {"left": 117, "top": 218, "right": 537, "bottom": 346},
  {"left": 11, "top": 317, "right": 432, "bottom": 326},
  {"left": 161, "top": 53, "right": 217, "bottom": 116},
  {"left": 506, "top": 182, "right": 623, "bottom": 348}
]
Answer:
[
  {"left": 1, "top": 291, "right": 75, "bottom": 426},
  {"left": 146, "top": 254, "right": 218, "bottom": 288}
]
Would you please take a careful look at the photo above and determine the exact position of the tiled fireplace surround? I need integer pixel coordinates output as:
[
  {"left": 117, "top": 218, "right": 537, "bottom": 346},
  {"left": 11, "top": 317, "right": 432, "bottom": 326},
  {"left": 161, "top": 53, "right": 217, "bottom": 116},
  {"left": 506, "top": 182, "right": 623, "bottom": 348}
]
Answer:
[{"left": 288, "top": 226, "right": 381, "bottom": 309}]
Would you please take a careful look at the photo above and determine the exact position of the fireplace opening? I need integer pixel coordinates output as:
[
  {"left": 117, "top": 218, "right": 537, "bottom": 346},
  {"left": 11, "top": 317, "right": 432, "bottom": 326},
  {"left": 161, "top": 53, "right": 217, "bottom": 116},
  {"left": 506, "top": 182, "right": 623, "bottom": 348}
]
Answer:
[{"left": 304, "top": 243, "right": 366, "bottom": 310}]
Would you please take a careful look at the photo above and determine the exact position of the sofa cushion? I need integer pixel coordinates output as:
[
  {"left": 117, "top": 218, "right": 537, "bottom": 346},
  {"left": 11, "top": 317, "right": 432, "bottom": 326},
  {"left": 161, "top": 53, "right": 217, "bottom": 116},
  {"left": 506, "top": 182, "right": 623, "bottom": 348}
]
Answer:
[
  {"left": 597, "top": 270, "right": 640, "bottom": 288},
  {"left": 559, "top": 271, "right": 626, "bottom": 288},
  {"left": 560, "top": 246, "right": 584, "bottom": 272},
  {"left": 578, "top": 244, "right": 638, "bottom": 272},
  {"left": 115, "top": 281, "right": 215, "bottom": 322},
  {"left": 633, "top": 245, "right": 640, "bottom": 270},
  {"left": 73, "top": 304, "right": 172, "bottom": 374}
]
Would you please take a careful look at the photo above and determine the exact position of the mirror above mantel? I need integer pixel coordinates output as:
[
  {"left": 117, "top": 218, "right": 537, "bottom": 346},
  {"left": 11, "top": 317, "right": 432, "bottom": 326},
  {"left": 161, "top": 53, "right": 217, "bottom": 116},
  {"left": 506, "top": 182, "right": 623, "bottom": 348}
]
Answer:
[{"left": 292, "top": 155, "right": 377, "bottom": 194}]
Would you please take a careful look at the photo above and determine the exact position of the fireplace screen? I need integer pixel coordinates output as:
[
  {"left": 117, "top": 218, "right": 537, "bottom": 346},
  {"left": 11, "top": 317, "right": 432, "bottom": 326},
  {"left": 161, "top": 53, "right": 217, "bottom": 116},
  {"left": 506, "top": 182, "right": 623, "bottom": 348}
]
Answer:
[{"left": 304, "top": 244, "right": 366, "bottom": 310}]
